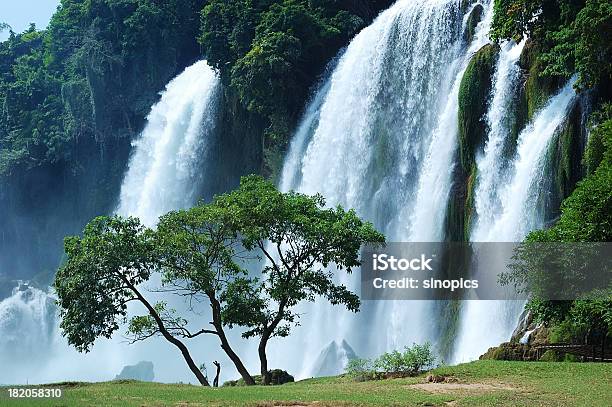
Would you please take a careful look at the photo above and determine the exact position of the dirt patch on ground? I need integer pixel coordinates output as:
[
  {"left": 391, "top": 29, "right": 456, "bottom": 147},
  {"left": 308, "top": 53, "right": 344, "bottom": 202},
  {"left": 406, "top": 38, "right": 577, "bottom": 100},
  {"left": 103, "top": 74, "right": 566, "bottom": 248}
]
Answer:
[{"left": 409, "top": 382, "right": 517, "bottom": 394}]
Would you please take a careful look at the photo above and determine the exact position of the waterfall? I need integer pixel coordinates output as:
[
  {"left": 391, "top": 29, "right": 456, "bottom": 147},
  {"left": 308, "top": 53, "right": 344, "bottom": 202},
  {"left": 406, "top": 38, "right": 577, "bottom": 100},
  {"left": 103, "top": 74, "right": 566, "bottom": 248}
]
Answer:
[
  {"left": 277, "top": 0, "right": 494, "bottom": 378},
  {"left": 476, "top": 79, "right": 577, "bottom": 242},
  {"left": 116, "top": 60, "right": 220, "bottom": 226},
  {"left": 0, "top": 284, "right": 56, "bottom": 364},
  {"left": 453, "top": 77, "right": 577, "bottom": 363},
  {"left": 0, "top": 61, "right": 221, "bottom": 384},
  {"left": 470, "top": 40, "right": 526, "bottom": 242}
]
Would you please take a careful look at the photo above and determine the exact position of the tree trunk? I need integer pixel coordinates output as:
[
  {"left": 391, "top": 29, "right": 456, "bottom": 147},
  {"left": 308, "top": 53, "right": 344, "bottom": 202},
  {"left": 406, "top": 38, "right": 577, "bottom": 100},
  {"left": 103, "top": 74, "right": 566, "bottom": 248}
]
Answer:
[
  {"left": 258, "top": 297, "right": 288, "bottom": 385},
  {"left": 259, "top": 335, "right": 271, "bottom": 385},
  {"left": 213, "top": 361, "right": 221, "bottom": 387},
  {"left": 126, "top": 281, "right": 210, "bottom": 386},
  {"left": 209, "top": 293, "right": 256, "bottom": 385}
]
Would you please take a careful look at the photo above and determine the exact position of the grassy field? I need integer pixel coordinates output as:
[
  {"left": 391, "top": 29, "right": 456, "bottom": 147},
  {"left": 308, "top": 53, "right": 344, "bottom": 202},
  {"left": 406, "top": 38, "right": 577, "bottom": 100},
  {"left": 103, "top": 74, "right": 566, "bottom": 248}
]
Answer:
[{"left": 1, "top": 360, "right": 611, "bottom": 406}]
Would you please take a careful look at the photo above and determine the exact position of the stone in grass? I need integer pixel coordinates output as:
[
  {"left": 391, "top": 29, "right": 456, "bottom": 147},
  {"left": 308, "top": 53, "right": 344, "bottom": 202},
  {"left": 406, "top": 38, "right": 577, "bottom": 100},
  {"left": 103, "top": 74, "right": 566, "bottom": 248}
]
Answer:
[{"left": 426, "top": 374, "right": 446, "bottom": 383}]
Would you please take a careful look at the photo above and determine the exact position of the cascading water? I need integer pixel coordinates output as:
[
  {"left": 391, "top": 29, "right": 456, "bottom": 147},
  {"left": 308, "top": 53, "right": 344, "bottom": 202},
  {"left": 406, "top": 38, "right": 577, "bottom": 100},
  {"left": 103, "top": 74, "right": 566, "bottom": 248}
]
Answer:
[
  {"left": 276, "top": 0, "right": 495, "bottom": 378},
  {"left": 470, "top": 40, "right": 526, "bottom": 242},
  {"left": 476, "top": 79, "right": 577, "bottom": 242},
  {"left": 0, "top": 60, "right": 221, "bottom": 384},
  {"left": 116, "top": 60, "right": 219, "bottom": 226},
  {"left": 453, "top": 76, "right": 578, "bottom": 362},
  {"left": 0, "top": 284, "right": 56, "bottom": 379}
]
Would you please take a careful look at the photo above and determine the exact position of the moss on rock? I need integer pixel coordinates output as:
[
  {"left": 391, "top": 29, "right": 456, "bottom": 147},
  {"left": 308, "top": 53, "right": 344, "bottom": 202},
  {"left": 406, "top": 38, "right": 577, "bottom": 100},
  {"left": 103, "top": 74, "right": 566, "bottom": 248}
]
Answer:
[
  {"left": 447, "top": 43, "right": 498, "bottom": 242},
  {"left": 519, "top": 40, "right": 564, "bottom": 122},
  {"left": 480, "top": 342, "right": 538, "bottom": 361},
  {"left": 460, "top": 0, "right": 476, "bottom": 13},
  {"left": 458, "top": 43, "right": 500, "bottom": 173},
  {"left": 551, "top": 105, "right": 583, "bottom": 205}
]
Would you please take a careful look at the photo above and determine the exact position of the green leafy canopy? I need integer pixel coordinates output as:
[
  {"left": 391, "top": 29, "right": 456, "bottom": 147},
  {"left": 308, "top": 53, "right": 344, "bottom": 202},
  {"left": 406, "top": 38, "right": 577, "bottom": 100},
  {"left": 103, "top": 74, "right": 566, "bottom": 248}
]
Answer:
[{"left": 54, "top": 176, "right": 385, "bottom": 383}]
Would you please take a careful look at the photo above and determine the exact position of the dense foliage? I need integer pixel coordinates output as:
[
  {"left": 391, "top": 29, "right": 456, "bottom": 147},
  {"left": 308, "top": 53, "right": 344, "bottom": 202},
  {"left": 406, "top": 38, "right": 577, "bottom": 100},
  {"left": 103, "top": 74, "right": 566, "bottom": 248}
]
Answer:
[
  {"left": 0, "top": 0, "right": 207, "bottom": 279},
  {"left": 0, "top": 0, "right": 204, "bottom": 176},
  {"left": 199, "top": 0, "right": 392, "bottom": 169},
  {"left": 492, "top": 1, "right": 611, "bottom": 348},
  {"left": 492, "top": 0, "right": 612, "bottom": 89},
  {"left": 211, "top": 175, "right": 384, "bottom": 383},
  {"left": 0, "top": 25, "right": 69, "bottom": 174}
]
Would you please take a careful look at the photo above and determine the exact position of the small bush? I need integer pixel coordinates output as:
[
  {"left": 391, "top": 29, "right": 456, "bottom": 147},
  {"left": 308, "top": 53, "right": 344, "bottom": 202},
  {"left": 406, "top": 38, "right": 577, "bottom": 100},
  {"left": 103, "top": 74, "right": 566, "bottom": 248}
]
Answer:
[
  {"left": 375, "top": 350, "right": 405, "bottom": 373},
  {"left": 345, "top": 358, "right": 375, "bottom": 381},
  {"left": 539, "top": 350, "right": 562, "bottom": 362},
  {"left": 344, "top": 343, "right": 436, "bottom": 381}
]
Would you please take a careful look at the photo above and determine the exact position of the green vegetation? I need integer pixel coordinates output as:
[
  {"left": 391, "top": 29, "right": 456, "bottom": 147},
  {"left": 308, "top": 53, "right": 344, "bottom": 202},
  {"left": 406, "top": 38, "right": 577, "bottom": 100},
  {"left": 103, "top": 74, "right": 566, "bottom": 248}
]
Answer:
[
  {"left": 223, "top": 369, "right": 294, "bottom": 386},
  {"left": 54, "top": 176, "right": 384, "bottom": 386},
  {"left": 210, "top": 175, "right": 384, "bottom": 384},
  {"left": 464, "top": 4, "right": 485, "bottom": 43},
  {"left": 0, "top": 1, "right": 209, "bottom": 277},
  {"left": 0, "top": 0, "right": 393, "bottom": 179},
  {"left": 492, "top": 0, "right": 612, "bottom": 89},
  {"left": 199, "top": 0, "right": 392, "bottom": 173},
  {"left": 2, "top": 361, "right": 611, "bottom": 406},
  {"left": 0, "top": 0, "right": 205, "bottom": 176},
  {"left": 458, "top": 43, "right": 499, "bottom": 172},
  {"left": 450, "top": 43, "right": 499, "bottom": 242},
  {"left": 518, "top": 40, "right": 564, "bottom": 121},
  {"left": 345, "top": 343, "right": 436, "bottom": 381}
]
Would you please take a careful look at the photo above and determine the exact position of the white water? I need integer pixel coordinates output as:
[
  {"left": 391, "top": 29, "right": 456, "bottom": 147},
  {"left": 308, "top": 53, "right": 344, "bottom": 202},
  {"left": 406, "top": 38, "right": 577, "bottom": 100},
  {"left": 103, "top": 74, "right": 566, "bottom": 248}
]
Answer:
[
  {"left": 0, "top": 61, "right": 222, "bottom": 384},
  {"left": 116, "top": 60, "right": 219, "bottom": 226},
  {"left": 453, "top": 77, "right": 577, "bottom": 363},
  {"left": 277, "top": 0, "right": 494, "bottom": 378},
  {"left": 470, "top": 40, "right": 525, "bottom": 241},
  {"left": 0, "top": 284, "right": 55, "bottom": 364},
  {"left": 478, "top": 79, "right": 576, "bottom": 241}
]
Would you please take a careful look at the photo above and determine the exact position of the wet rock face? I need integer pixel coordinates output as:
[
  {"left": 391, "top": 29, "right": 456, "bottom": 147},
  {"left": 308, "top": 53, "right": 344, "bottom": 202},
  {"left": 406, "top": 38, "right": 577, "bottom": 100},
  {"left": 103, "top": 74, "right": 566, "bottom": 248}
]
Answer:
[
  {"left": 464, "top": 4, "right": 485, "bottom": 43},
  {"left": 458, "top": 43, "right": 500, "bottom": 173},
  {"left": 446, "top": 42, "right": 500, "bottom": 242}
]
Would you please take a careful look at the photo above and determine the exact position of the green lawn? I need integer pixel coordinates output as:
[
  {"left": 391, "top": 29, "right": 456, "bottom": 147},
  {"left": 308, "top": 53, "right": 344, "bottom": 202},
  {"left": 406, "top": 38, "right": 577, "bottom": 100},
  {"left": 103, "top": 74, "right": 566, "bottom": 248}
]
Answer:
[{"left": 1, "top": 361, "right": 611, "bottom": 406}]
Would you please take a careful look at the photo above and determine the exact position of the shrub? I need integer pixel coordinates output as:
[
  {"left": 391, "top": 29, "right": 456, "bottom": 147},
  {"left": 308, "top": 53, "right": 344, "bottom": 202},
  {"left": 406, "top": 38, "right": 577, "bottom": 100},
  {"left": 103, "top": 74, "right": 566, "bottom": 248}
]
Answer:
[
  {"left": 375, "top": 342, "right": 436, "bottom": 375},
  {"left": 539, "top": 349, "right": 562, "bottom": 362},
  {"left": 345, "top": 343, "right": 436, "bottom": 381},
  {"left": 345, "top": 358, "right": 375, "bottom": 381}
]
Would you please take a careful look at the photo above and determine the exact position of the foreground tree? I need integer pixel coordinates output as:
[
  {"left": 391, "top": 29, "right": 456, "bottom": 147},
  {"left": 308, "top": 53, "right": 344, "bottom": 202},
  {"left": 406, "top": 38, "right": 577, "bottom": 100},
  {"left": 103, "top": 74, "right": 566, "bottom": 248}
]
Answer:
[
  {"left": 54, "top": 211, "right": 258, "bottom": 386},
  {"left": 151, "top": 204, "right": 258, "bottom": 385},
  {"left": 211, "top": 176, "right": 385, "bottom": 384},
  {"left": 54, "top": 176, "right": 384, "bottom": 385}
]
